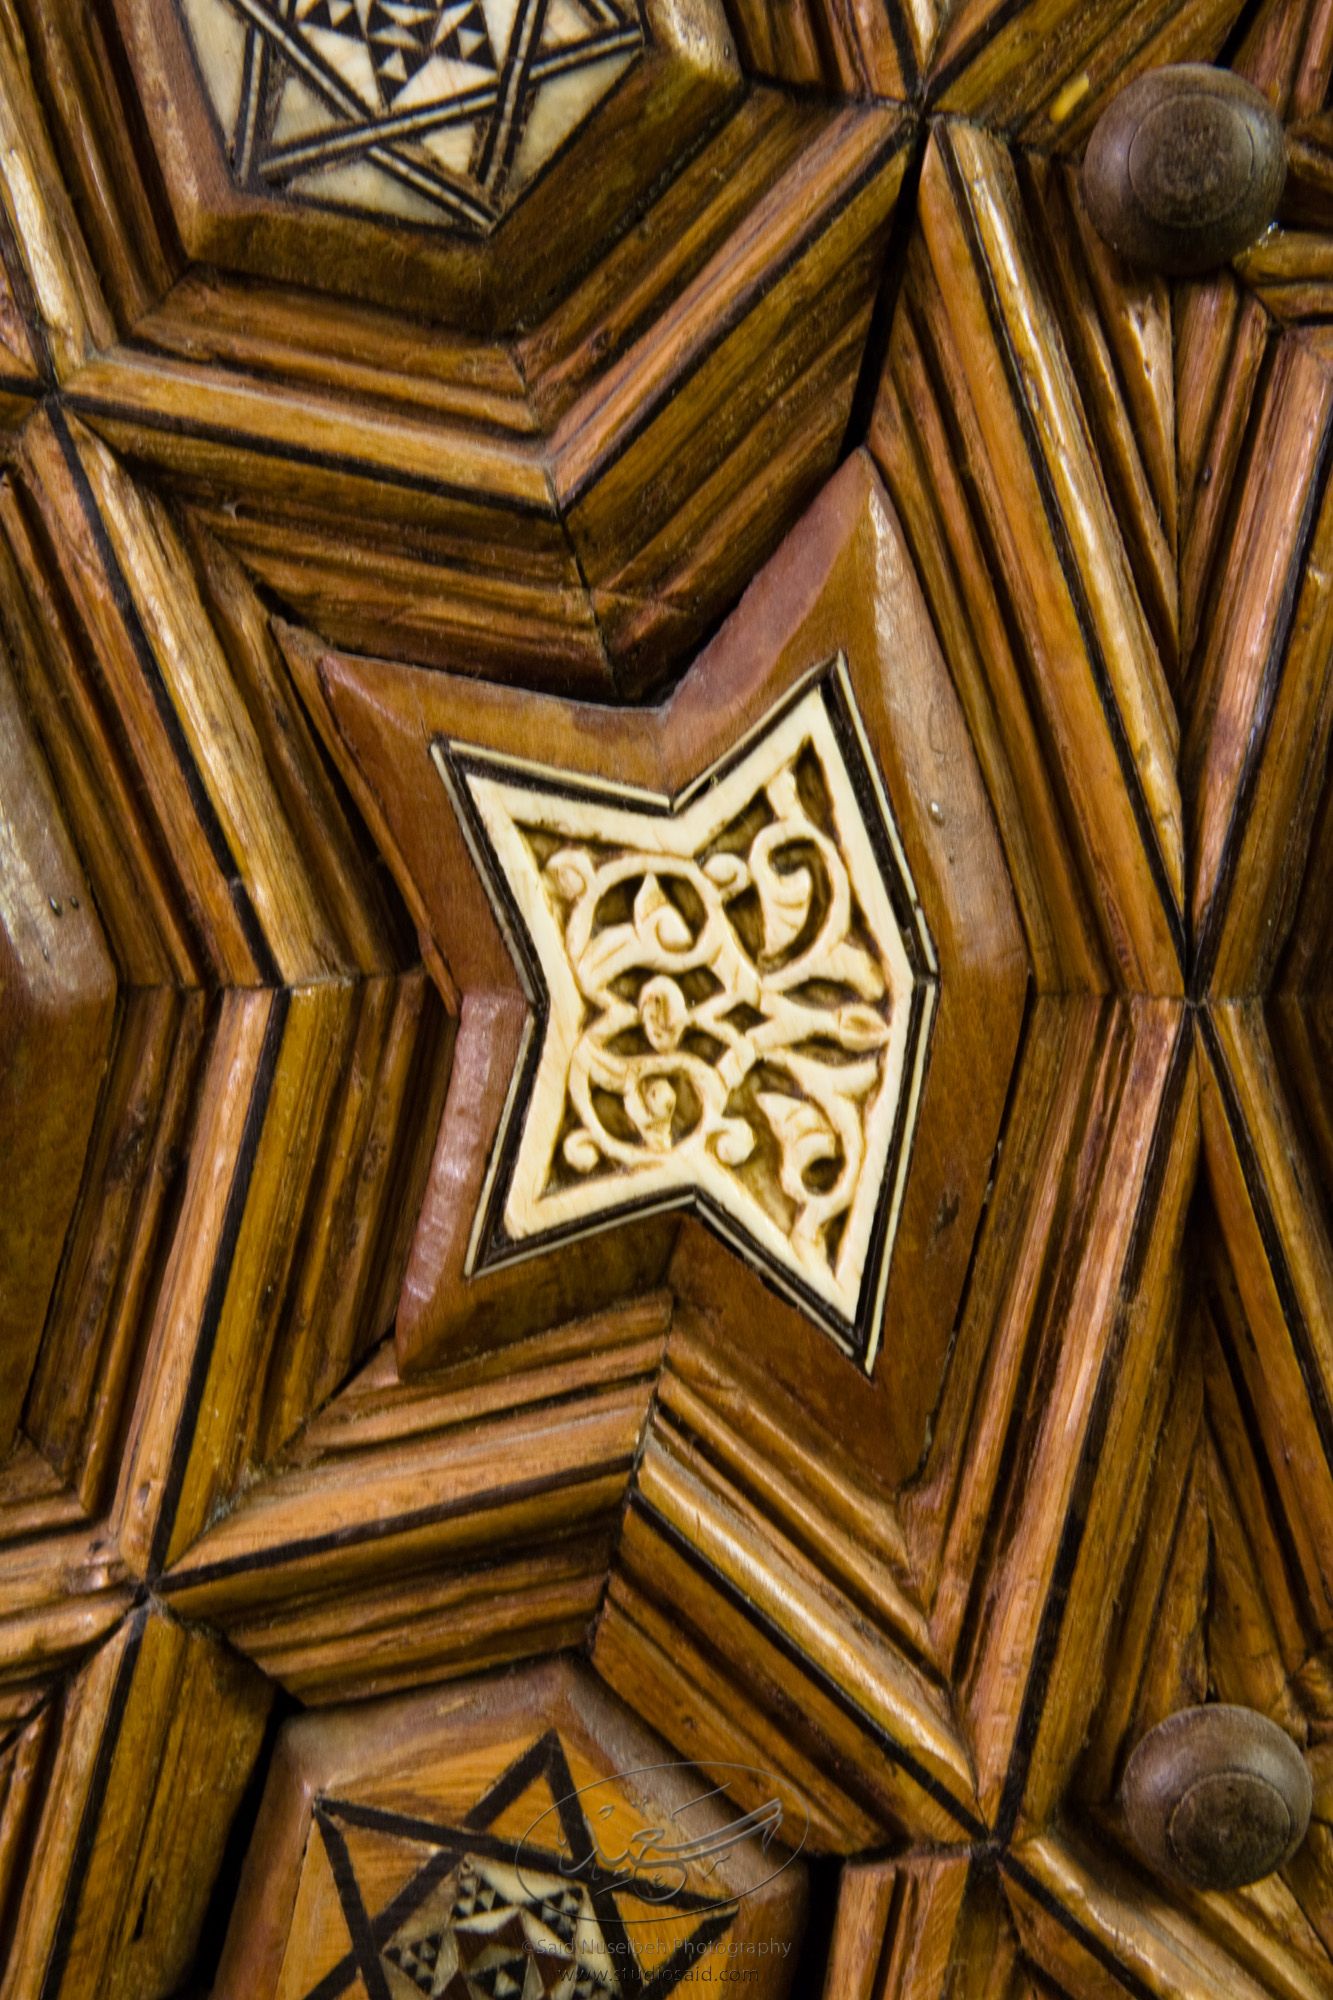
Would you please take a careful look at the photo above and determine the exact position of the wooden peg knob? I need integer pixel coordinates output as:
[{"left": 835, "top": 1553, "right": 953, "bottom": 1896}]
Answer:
[
  {"left": 1082, "top": 65, "right": 1285, "bottom": 274},
  {"left": 1122, "top": 1705, "right": 1312, "bottom": 1891}
]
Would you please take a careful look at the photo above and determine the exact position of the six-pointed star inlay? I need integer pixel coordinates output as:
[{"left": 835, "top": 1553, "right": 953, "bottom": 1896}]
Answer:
[
  {"left": 288, "top": 451, "right": 1025, "bottom": 1399},
  {"left": 302, "top": 1734, "right": 737, "bottom": 1999},
  {"left": 436, "top": 664, "right": 937, "bottom": 1368}
]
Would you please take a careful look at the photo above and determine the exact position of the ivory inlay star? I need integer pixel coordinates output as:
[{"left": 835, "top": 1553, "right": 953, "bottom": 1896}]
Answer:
[
  {"left": 436, "top": 663, "right": 937, "bottom": 1368},
  {"left": 178, "top": 0, "right": 644, "bottom": 230}
]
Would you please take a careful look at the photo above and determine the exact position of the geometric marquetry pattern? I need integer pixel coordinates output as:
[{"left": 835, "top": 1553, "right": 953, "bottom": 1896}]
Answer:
[
  {"left": 177, "top": 0, "right": 645, "bottom": 233},
  {"left": 294, "top": 1736, "right": 736, "bottom": 2000},
  {"left": 208, "top": 1660, "right": 809, "bottom": 1993},
  {"left": 0, "top": 0, "right": 1331, "bottom": 1992}
]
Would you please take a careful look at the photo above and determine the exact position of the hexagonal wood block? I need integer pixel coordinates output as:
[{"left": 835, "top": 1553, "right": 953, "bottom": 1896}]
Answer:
[{"left": 215, "top": 1655, "right": 808, "bottom": 1998}]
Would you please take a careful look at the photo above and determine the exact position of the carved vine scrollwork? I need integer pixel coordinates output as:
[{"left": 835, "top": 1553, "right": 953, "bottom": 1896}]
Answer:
[
  {"left": 448, "top": 668, "right": 932, "bottom": 1359},
  {"left": 536, "top": 754, "right": 895, "bottom": 1290}
]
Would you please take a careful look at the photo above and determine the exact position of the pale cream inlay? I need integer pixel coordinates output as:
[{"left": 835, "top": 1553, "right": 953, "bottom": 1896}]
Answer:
[
  {"left": 179, "top": 0, "right": 644, "bottom": 231},
  {"left": 436, "top": 666, "right": 938, "bottom": 1367}
]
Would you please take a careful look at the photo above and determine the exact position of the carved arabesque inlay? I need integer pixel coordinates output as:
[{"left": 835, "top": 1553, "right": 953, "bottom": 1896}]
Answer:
[
  {"left": 437, "top": 665, "right": 937, "bottom": 1368},
  {"left": 540, "top": 763, "right": 897, "bottom": 1248},
  {"left": 177, "top": 0, "right": 644, "bottom": 231}
]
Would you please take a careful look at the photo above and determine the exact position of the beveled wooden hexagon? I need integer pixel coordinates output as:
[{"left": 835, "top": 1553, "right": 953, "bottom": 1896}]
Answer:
[{"left": 215, "top": 1655, "right": 808, "bottom": 1999}]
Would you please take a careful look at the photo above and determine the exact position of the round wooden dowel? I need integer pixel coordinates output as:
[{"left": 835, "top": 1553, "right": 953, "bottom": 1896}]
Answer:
[
  {"left": 1122, "top": 1704, "right": 1312, "bottom": 1891},
  {"left": 1082, "top": 65, "right": 1286, "bottom": 275}
]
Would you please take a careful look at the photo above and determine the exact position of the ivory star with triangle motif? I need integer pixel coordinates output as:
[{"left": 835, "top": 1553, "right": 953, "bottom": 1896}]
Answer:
[
  {"left": 212, "top": 1663, "right": 796, "bottom": 1997},
  {"left": 178, "top": 0, "right": 645, "bottom": 229}
]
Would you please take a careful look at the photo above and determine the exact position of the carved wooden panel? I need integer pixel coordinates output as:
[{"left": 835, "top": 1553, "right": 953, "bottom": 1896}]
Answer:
[{"left": 0, "top": 0, "right": 1330, "bottom": 1996}]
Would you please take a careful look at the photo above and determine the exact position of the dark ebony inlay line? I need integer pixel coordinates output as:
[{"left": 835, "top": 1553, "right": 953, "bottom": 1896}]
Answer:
[
  {"left": 147, "top": 988, "right": 290, "bottom": 1579},
  {"left": 306, "top": 1727, "right": 721, "bottom": 2000},
  {"left": 160, "top": 1450, "right": 632, "bottom": 1593},
  {"left": 629, "top": 1491, "right": 987, "bottom": 1838},
  {"left": 560, "top": 123, "right": 910, "bottom": 508},
  {"left": 39, "top": 1608, "right": 149, "bottom": 2000},
  {"left": 928, "top": 0, "right": 1041, "bottom": 98},
  {"left": 1199, "top": 1008, "right": 1333, "bottom": 1479},
  {"left": 48, "top": 403, "right": 281, "bottom": 985},
  {"left": 64, "top": 395, "right": 550, "bottom": 518},
  {"left": 993, "top": 1012, "right": 1192, "bottom": 1842},
  {"left": 316, "top": 1806, "right": 394, "bottom": 2000},
  {"left": 939, "top": 137, "right": 1186, "bottom": 979},
  {"left": 1002, "top": 1850, "right": 1162, "bottom": 2000}
]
